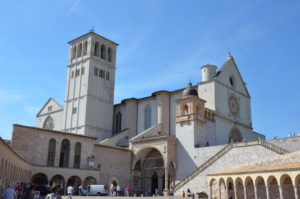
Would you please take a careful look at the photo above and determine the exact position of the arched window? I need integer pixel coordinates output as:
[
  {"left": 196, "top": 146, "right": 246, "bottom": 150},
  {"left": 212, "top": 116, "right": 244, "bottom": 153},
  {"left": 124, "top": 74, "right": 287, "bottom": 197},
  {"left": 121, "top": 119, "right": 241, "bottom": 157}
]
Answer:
[
  {"left": 144, "top": 105, "right": 152, "bottom": 130},
  {"left": 43, "top": 116, "right": 54, "bottom": 130},
  {"left": 77, "top": 43, "right": 82, "bottom": 58},
  {"left": 228, "top": 128, "right": 243, "bottom": 143},
  {"left": 101, "top": 44, "right": 106, "bottom": 59},
  {"left": 72, "top": 46, "right": 76, "bottom": 59},
  {"left": 108, "top": 47, "right": 112, "bottom": 62},
  {"left": 183, "top": 105, "right": 189, "bottom": 115},
  {"left": 73, "top": 142, "right": 81, "bottom": 168},
  {"left": 115, "top": 112, "right": 122, "bottom": 133},
  {"left": 59, "top": 139, "right": 70, "bottom": 168},
  {"left": 83, "top": 41, "right": 88, "bottom": 56},
  {"left": 47, "top": 138, "right": 56, "bottom": 166},
  {"left": 94, "top": 42, "right": 100, "bottom": 57}
]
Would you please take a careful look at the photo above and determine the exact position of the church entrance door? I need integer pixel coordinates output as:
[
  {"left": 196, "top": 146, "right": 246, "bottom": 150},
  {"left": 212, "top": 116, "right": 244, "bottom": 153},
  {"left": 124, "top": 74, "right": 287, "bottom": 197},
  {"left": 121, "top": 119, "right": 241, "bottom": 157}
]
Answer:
[{"left": 151, "top": 172, "right": 158, "bottom": 195}]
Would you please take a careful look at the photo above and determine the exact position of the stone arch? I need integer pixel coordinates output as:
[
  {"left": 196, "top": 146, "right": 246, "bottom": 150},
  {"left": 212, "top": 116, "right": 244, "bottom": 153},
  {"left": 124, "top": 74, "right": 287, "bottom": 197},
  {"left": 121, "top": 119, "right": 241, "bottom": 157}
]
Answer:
[
  {"left": 295, "top": 174, "right": 300, "bottom": 199},
  {"left": 219, "top": 178, "right": 227, "bottom": 199},
  {"left": 101, "top": 44, "right": 106, "bottom": 59},
  {"left": 255, "top": 176, "right": 266, "bottom": 199},
  {"left": 267, "top": 175, "right": 280, "bottom": 199},
  {"left": 235, "top": 177, "right": 244, "bottom": 199},
  {"left": 47, "top": 138, "right": 56, "bottom": 166},
  {"left": 209, "top": 178, "right": 218, "bottom": 199},
  {"left": 280, "top": 174, "right": 295, "bottom": 199},
  {"left": 108, "top": 47, "right": 112, "bottom": 62},
  {"left": 226, "top": 177, "right": 235, "bottom": 199},
  {"left": 77, "top": 43, "right": 82, "bottom": 58},
  {"left": 228, "top": 128, "right": 242, "bottom": 143},
  {"left": 59, "top": 139, "right": 70, "bottom": 168},
  {"left": 31, "top": 173, "right": 48, "bottom": 186},
  {"left": 245, "top": 176, "right": 255, "bottom": 199},
  {"left": 94, "top": 42, "right": 100, "bottom": 57},
  {"left": 144, "top": 104, "right": 152, "bottom": 130},
  {"left": 43, "top": 116, "right": 54, "bottom": 130},
  {"left": 67, "top": 176, "right": 81, "bottom": 188},
  {"left": 50, "top": 175, "right": 65, "bottom": 195},
  {"left": 132, "top": 147, "right": 165, "bottom": 196},
  {"left": 83, "top": 176, "right": 97, "bottom": 187}
]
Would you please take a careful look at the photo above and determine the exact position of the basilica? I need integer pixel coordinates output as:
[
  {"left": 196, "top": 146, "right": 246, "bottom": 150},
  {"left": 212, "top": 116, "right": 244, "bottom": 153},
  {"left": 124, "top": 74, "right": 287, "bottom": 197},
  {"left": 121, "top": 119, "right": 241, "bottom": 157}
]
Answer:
[{"left": 1, "top": 32, "right": 300, "bottom": 199}]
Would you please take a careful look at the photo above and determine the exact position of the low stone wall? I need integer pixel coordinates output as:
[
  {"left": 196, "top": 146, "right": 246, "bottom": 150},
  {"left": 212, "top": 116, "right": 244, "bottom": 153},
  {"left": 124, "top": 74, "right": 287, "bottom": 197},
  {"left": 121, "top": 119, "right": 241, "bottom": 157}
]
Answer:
[{"left": 61, "top": 197, "right": 183, "bottom": 199}]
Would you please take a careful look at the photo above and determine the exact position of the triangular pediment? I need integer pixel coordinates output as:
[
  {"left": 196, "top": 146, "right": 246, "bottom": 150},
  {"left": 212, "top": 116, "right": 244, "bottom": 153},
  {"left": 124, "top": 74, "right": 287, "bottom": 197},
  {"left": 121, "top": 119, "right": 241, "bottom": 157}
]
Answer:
[
  {"left": 36, "top": 98, "right": 63, "bottom": 117},
  {"left": 215, "top": 56, "right": 250, "bottom": 97}
]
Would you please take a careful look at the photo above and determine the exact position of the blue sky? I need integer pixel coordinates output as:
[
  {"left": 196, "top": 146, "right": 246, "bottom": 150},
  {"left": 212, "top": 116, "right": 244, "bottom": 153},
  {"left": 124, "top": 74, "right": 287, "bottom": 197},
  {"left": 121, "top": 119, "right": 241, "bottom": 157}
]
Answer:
[{"left": 0, "top": 0, "right": 299, "bottom": 140}]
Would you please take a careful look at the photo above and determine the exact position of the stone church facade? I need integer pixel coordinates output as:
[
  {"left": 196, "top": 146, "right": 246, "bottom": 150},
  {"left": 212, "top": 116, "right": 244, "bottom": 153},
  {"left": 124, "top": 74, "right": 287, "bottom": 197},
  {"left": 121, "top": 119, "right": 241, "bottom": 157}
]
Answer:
[{"left": 1, "top": 32, "right": 300, "bottom": 198}]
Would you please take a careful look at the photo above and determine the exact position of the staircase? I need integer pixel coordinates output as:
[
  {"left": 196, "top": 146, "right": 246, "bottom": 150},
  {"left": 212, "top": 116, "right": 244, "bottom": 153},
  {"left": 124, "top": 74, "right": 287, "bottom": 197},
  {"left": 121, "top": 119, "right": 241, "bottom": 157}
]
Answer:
[
  {"left": 175, "top": 138, "right": 289, "bottom": 191},
  {"left": 175, "top": 142, "right": 234, "bottom": 191}
]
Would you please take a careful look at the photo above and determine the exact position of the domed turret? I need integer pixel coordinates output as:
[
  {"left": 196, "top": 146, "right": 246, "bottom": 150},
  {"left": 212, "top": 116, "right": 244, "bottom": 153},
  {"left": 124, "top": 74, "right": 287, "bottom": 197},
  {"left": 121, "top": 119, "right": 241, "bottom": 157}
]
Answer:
[
  {"left": 182, "top": 82, "right": 198, "bottom": 97},
  {"left": 201, "top": 64, "right": 217, "bottom": 82}
]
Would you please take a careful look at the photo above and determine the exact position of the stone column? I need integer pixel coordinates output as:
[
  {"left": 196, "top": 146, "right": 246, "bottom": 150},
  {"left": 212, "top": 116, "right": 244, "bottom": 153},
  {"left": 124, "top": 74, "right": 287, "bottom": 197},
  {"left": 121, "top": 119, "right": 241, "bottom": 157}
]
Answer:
[
  {"left": 154, "top": 91, "right": 170, "bottom": 135},
  {"left": 266, "top": 185, "right": 270, "bottom": 199},
  {"left": 219, "top": 186, "right": 222, "bottom": 199},
  {"left": 294, "top": 185, "right": 299, "bottom": 199},
  {"left": 233, "top": 183, "right": 238, "bottom": 199},
  {"left": 279, "top": 185, "right": 283, "bottom": 199},
  {"left": 254, "top": 184, "right": 258, "bottom": 199},
  {"left": 124, "top": 98, "right": 138, "bottom": 138},
  {"left": 244, "top": 186, "right": 247, "bottom": 199},
  {"left": 163, "top": 162, "right": 169, "bottom": 196}
]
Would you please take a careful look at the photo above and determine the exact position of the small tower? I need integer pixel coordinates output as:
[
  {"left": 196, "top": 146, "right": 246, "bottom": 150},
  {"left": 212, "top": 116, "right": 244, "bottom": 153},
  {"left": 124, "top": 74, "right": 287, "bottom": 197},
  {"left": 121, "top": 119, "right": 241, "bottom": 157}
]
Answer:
[
  {"left": 201, "top": 64, "right": 217, "bottom": 82},
  {"left": 62, "top": 32, "right": 118, "bottom": 139}
]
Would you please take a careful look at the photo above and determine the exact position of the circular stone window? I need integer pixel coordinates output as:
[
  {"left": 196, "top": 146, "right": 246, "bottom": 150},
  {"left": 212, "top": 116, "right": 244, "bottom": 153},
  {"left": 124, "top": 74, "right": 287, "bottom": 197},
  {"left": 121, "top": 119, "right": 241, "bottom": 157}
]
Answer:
[{"left": 228, "top": 96, "right": 239, "bottom": 115}]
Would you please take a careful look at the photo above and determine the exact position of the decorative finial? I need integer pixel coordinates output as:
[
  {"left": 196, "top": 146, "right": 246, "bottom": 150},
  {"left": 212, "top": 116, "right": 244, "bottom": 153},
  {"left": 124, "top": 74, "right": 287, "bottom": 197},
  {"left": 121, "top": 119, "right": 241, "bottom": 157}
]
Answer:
[
  {"left": 188, "top": 80, "right": 192, "bottom": 87},
  {"left": 89, "top": 26, "right": 95, "bottom": 33},
  {"left": 228, "top": 49, "right": 232, "bottom": 59}
]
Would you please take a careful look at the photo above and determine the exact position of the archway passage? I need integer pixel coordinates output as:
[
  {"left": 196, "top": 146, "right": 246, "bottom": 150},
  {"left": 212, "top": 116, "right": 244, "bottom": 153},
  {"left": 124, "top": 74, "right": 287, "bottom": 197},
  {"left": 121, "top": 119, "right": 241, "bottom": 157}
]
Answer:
[
  {"left": 31, "top": 173, "right": 48, "bottom": 186},
  {"left": 227, "top": 178, "right": 235, "bottom": 199},
  {"left": 281, "top": 174, "right": 295, "bottom": 199},
  {"left": 219, "top": 178, "right": 227, "bottom": 199},
  {"left": 268, "top": 176, "right": 280, "bottom": 199},
  {"left": 83, "top": 176, "right": 97, "bottom": 187},
  {"left": 50, "top": 175, "right": 65, "bottom": 195},
  {"left": 256, "top": 176, "right": 266, "bottom": 199},
  {"left": 151, "top": 172, "right": 158, "bottom": 195},
  {"left": 245, "top": 177, "right": 255, "bottom": 199},
  {"left": 67, "top": 176, "right": 81, "bottom": 195},
  {"left": 210, "top": 179, "right": 218, "bottom": 199},
  {"left": 235, "top": 178, "right": 244, "bottom": 199},
  {"left": 132, "top": 148, "right": 166, "bottom": 196}
]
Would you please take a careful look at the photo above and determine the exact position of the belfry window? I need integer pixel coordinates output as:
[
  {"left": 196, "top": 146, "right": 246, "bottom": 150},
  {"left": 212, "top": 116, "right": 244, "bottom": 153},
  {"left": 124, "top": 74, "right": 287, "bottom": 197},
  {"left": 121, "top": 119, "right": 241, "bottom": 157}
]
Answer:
[
  {"left": 115, "top": 112, "right": 122, "bottom": 133},
  {"left": 73, "top": 142, "right": 81, "bottom": 168},
  {"left": 83, "top": 41, "right": 88, "bottom": 56},
  {"left": 106, "top": 71, "right": 110, "bottom": 80},
  {"left": 72, "top": 46, "right": 76, "bottom": 59},
  {"left": 47, "top": 138, "right": 56, "bottom": 166},
  {"left": 94, "top": 42, "right": 100, "bottom": 57},
  {"left": 101, "top": 44, "right": 106, "bottom": 60},
  {"left": 108, "top": 47, "right": 112, "bottom": 62},
  {"left": 144, "top": 105, "right": 152, "bottom": 130},
  {"left": 77, "top": 43, "right": 82, "bottom": 58}
]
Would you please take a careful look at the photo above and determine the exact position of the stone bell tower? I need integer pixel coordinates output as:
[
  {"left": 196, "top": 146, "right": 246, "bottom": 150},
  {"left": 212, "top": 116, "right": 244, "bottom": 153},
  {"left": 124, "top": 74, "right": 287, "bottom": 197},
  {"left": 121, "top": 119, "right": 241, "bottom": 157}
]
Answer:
[{"left": 62, "top": 32, "right": 118, "bottom": 139}]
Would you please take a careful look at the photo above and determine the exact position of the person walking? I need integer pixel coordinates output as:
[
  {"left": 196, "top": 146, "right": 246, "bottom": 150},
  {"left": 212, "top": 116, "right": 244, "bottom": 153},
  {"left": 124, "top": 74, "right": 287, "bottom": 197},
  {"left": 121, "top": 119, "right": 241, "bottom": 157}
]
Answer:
[
  {"left": 182, "top": 190, "right": 185, "bottom": 198},
  {"left": 67, "top": 185, "right": 73, "bottom": 199},
  {"left": 2, "top": 185, "right": 17, "bottom": 199},
  {"left": 45, "top": 185, "right": 62, "bottom": 199}
]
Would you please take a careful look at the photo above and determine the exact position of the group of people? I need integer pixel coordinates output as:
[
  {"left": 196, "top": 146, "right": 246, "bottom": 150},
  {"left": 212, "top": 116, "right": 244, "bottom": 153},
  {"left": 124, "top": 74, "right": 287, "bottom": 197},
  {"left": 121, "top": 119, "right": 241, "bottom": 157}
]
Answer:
[
  {"left": 1, "top": 182, "right": 37, "bottom": 199},
  {"left": 182, "top": 189, "right": 195, "bottom": 199}
]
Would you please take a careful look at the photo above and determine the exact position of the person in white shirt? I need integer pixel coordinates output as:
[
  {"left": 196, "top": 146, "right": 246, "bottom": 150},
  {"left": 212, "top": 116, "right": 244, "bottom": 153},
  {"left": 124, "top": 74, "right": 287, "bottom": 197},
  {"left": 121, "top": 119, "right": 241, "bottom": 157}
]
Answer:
[
  {"left": 67, "top": 186, "right": 73, "bottom": 199},
  {"left": 1, "top": 186, "right": 17, "bottom": 199}
]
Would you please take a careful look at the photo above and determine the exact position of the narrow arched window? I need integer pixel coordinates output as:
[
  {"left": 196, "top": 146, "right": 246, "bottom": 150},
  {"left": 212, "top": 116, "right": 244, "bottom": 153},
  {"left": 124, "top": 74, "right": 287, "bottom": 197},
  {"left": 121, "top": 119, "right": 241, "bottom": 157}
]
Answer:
[
  {"left": 59, "top": 139, "right": 70, "bottom": 168},
  {"left": 83, "top": 41, "right": 88, "bottom": 56},
  {"left": 47, "top": 138, "right": 56, "bottom": 166},
  {"left": 73, "top": 142, "right": 81, "bottom": 168},
  {"left": 94, "top": 42, "right": 100, "bottom": 57},
  {"left": 108, "top": 47, "right": 112, "bottom": 62},
  {"left": 101, "top": 44, "right": 106, "bottom": 59},
  {"left": 72, "top": 46, "right": 76, "bottom": 59},
  {"left": 77, "top": 43, "right": 82, "bottom": 58},
  {"left": 43, "top": 116, "right": 54, "bottom": 130},
  {"left": 183, "top": 105, "right": 189, "bottom": 115},
  {"left": 144, "top": 105, "right": 152, "bottom": 130},
  {"left": 115, "top": 112, "right": 122, "bottom": 133}
]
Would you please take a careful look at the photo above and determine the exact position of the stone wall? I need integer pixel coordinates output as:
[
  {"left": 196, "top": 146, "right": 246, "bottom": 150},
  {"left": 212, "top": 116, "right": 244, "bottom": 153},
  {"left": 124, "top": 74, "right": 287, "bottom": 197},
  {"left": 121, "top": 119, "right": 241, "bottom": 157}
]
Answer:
[
  {"left": 93, "top": 144, "right": 132, "bottom": 188},
  {"left": 175, "top": 144, "right": 279, "bottom": 195},
  {"left": 0, "top": 138, "right": 31, "bottom": 192},
  {"left": 268, "top": 136, "right": 300, "bottom": 152},
  {"left": 11, "top": 124, "right": 95, "bottom": 169}
]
